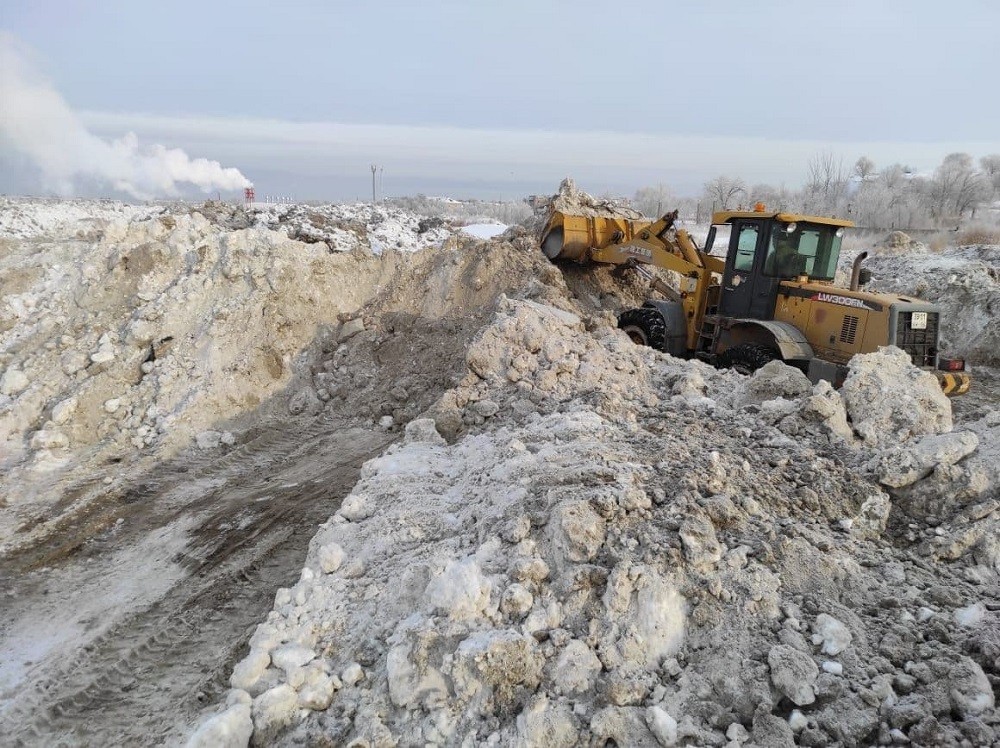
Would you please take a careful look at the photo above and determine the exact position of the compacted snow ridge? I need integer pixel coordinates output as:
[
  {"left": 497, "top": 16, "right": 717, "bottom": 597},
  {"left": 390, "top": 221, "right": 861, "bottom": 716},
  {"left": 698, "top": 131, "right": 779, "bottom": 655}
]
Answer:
[{"left": 1, "top": 190, "right": 997, "bottom": 747}]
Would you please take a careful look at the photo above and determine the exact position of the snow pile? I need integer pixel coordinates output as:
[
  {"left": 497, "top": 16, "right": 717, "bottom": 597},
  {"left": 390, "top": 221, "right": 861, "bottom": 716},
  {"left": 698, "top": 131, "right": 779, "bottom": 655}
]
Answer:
[
  {"left": 839, "top": 347, "right": 953, "bottom": 448},
  {"left": 4, "top": 192, "right": 998, "bottom": 746},
  {"left": 542, "top": 178, "right": 643, "bottom": 220},
  {"left": 524, "top": 178, "right": 643, "bottom": 237},
  {"left": 0, "top": 197, "right": 160, "bottom": 239},
  {"left": 1, "top": 197, "right": 609, "bottom": 744},
  {"left": 200, "top": 296, "right": 998, "bottom": 746},
  {"left": 0, "top": 200, "right": 454, "bottom": 546},
  {"left": 876, "top": 231, "right": 926, "bottom": 254},
  {"left": 864, "top": 242, "right": 1000, "bottom": 365},
  {"left": 0, "top": 193, "right": 609, "bottom": 565},
  {"left": 249, "top": 203, "right": 454, "bottom": 253}
]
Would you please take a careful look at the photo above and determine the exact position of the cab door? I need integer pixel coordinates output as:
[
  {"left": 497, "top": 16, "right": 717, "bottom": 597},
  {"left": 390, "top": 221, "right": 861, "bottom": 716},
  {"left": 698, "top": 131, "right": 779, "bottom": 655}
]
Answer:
[
  {"left": 719, "top": 220, "right": 762, "bottom": 318},
  {"left": 718, "top": 219, "right": 783, "bottom": 320}
]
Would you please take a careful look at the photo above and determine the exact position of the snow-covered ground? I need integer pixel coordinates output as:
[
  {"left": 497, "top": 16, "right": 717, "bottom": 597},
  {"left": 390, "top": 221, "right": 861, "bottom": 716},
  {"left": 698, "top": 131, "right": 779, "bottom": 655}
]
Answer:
[
  {"left": 1, "top": 195, "right": 998, "bottom": 747},
  {"left": 459, "top": 222, "right": 508, "bottom": 239}
]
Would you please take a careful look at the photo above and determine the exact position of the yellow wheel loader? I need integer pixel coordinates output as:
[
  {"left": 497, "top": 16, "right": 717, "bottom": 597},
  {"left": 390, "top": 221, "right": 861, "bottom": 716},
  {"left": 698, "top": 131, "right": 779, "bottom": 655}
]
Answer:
[{"left": 540, "top": 206, "right": 971, "bottom": 395}]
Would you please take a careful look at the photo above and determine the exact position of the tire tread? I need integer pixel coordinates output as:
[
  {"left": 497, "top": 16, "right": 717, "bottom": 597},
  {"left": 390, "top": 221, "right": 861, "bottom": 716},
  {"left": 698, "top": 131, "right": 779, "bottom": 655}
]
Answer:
[
  {"left": 618, "top": 308, "right": 668, "bottom": 351},
  {"left": 718, "top": 342, "right": 778, "bottom": 374}
]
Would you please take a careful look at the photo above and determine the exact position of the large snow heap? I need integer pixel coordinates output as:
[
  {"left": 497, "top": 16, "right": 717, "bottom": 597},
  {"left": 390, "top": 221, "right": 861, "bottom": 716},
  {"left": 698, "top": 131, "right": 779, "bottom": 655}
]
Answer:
[
  {"left": 194, "top": 298, "right": 999, "bottom": 747},
  {"left": 0, "top": 197, "right": 466, "bottom": 546}
]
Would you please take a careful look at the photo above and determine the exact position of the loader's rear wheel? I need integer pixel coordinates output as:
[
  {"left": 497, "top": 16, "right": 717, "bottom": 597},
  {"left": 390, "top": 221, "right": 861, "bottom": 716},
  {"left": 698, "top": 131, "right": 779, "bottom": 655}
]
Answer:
[
  {"left": 618, "top": 308, "right": 667, "bottom": 351},
  {"left": 718, "top": 343, "right": 778, "bottom": 375}
]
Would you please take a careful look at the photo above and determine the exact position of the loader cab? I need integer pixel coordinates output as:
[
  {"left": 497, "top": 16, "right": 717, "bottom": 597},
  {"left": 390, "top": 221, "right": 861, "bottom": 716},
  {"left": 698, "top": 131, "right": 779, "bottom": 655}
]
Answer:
[
  {"left": 712, "top": 217, "right": 784, "bottom": 320},
  {"left": 706, "top": 210, "right": 850, "bottom": 321}
]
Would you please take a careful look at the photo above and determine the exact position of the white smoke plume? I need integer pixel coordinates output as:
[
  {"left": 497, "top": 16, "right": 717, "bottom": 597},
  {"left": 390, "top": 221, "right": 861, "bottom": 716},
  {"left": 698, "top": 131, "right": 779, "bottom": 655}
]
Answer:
[{"left": 0, "top": 33, "right": 251, "bottom": 199}]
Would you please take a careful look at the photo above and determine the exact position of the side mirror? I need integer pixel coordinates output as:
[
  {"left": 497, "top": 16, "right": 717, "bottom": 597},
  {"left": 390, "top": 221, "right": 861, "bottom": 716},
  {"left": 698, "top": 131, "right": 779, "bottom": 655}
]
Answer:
[{"left": 858, "top": 268, "right": 872, "bottom": 286}]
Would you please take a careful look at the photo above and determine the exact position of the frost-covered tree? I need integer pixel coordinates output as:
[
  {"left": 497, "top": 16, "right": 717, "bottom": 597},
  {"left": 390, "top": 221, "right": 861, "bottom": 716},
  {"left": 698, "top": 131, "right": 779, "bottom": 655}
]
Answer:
[
  {"left": 853, "top": 156, "right": 876, "bottom": 180},
  {"left": 879, "top": 163, "right": 908, "bottom": 190},
  {"left": 746, "top": 183, "right": 789, "bottom": 211},
  {"left": 804, "top": 151, "right": 848, "bottom": 214},
  {"left": 927, "top": 153, "right": 990, "bottom": 218},
  {"left": 850, "top": 180, "right": 910, "bottom": 228},
  {"left": 633, "top": 184, "right": 675, "bottom": 218},
  {"left": 703, "top": 176, "right": 747, "bottom": 210},
  {"left": 981, "top": 154, "right": 1000, "bottom": 198}
]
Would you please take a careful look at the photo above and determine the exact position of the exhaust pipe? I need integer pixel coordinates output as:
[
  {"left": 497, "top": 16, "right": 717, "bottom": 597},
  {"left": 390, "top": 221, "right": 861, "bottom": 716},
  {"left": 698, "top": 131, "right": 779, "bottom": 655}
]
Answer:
[{"left": 850, "top": 251, "right": 869, "bottom": 291}]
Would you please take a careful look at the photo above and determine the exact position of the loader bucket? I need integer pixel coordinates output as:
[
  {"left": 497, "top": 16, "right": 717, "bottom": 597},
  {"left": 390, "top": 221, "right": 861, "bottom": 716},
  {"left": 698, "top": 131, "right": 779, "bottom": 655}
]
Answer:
[{"left": 541, "top": 211, "right": 651, "bottom": 262}]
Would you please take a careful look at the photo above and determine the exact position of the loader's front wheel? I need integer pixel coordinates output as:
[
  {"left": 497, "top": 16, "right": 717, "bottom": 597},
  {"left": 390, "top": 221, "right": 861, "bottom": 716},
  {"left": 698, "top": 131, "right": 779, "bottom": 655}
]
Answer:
[
  {"left": 618, "top": 308, "right": 667, "bottom": 351},
  {"left": 718, "top": 343, "right": 778, "bottom": 375}
]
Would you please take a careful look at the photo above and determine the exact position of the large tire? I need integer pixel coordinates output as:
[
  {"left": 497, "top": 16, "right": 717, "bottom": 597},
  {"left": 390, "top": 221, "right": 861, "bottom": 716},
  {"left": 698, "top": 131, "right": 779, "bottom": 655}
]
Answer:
[
  {"left": 718, "top": 342, "right": 778, "bottom": 375},
  {"left": 618, "top": 307, "right": 667, "bottom": 351}
]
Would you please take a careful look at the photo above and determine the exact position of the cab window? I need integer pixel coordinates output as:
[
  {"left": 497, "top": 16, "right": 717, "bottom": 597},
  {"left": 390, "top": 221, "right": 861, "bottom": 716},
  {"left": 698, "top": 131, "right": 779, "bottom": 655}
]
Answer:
[
  {"left": 764, "top": 224, "right": 842, "bottom": 280},
  {"left": 764, "top": 229, "right": 806, "bottom": 276},
  {"left": 733, "top": 224, "right": 759, "bottom": 271}
]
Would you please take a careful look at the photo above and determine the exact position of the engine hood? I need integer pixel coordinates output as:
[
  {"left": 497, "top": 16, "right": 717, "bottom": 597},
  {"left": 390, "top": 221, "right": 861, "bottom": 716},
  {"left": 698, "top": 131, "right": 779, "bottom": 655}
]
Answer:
[{"left": 779, "top": 281, "right": 940, "bottom": 313}]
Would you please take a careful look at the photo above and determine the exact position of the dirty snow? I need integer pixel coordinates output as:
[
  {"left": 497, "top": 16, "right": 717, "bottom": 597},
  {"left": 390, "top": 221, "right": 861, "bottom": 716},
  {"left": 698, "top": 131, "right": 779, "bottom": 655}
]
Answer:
[
  {"left": 2, "top": 194, "right": 998, "bottom": 747},
  {"left": 203, "top": 292, "right": 999, "bottom": 746},
  {"left": 0, "top": 197, "right": 162, "bottom": 239},
  {"left": 248, "top": 202, "right": 454, "bottom": 253},
  {"left": 857, "top": 232, "right": 1000, "bottom": 366}
]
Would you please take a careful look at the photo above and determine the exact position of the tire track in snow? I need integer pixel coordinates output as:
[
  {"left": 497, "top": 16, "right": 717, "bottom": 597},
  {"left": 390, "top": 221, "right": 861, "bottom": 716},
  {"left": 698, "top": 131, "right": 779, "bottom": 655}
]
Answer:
[{"left": 0, "top": 419, "right": 391, "bottom": 746}]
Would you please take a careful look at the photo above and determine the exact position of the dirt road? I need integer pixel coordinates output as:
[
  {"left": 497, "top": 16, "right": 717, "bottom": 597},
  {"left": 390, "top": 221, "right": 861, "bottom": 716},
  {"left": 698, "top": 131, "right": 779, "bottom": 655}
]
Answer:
[{"left": 0, "top": 417, "right": 392, "bottom": 746}]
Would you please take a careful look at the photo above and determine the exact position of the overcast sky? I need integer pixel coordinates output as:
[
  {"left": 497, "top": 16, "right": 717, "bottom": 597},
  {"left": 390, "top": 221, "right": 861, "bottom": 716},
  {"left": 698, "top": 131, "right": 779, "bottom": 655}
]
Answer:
[{"left": 2, "top": 0, "right": 999, "bottom": 200}]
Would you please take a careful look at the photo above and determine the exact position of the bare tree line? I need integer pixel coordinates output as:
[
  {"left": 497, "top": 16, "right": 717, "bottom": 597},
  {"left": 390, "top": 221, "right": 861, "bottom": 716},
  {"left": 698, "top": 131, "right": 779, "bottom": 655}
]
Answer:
[
  {"left": 633, "top": 152, "right": 1000, "bottom": 230},
  {"left": 377, "top": 151, "right": 1000, "bottom": 233}
]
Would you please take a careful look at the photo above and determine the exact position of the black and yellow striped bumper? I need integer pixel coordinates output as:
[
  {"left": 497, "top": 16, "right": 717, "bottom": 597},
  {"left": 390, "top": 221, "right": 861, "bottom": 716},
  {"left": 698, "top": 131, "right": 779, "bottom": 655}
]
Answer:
[{"left": 935, "top": 371, "right": 972, "bottom": 396}]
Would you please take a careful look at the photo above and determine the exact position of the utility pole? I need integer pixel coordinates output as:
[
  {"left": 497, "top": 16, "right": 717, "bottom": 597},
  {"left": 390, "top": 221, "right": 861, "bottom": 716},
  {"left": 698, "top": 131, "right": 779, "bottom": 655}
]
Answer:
[{"left": 371, "top": 164, "right": 377, "bottom": 204}]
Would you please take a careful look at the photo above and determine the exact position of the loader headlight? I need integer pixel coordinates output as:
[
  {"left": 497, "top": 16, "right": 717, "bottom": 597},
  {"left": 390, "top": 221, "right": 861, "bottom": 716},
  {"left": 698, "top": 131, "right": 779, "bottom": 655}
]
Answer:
[
  {"left": 785, "top": 222, "right": 797, "bottom": 233},
  {"left": 835, "top": 227, "right": 845, "bottom": 237}
]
